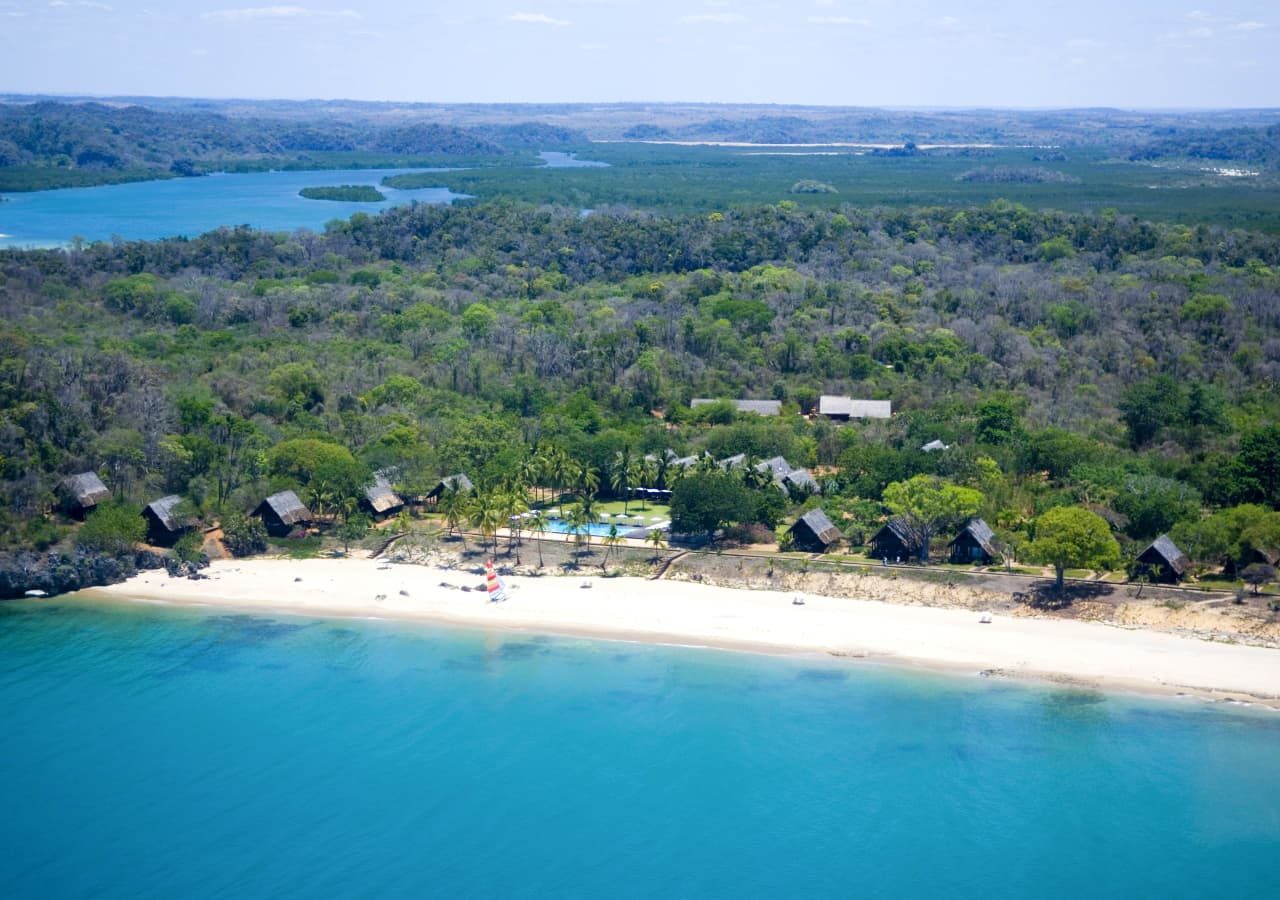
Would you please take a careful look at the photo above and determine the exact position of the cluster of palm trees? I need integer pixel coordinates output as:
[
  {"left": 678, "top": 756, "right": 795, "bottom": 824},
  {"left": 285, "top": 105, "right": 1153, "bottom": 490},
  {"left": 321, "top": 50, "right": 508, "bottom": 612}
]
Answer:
[{"left": 432, "top": 443, "right": 684, "bottom": 570}]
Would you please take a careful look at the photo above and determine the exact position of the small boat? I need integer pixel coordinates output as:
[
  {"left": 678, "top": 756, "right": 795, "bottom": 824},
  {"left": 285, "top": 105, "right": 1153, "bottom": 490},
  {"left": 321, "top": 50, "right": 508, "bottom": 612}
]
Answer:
[
  {"left": 792, "top": 594, "right": 806, "bottom": 606},
  {"left": 979, "top": 612, "right": 993, "bottom": 624},
  {"left": 484, "top": 560, "right": 508, "bottom": 602},
  {"left": 580, "top": 580, "right": 593, "bottom": 589}
]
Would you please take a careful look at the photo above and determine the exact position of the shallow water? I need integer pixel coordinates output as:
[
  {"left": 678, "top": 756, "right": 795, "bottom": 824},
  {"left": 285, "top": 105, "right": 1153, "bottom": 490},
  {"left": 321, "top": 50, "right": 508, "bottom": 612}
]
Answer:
[
  {"left": 0, "top": 168, "right": 465, "bottom": 248},
  {"left": 1, "top": 597, "right": 1277, "bottom": 898}
]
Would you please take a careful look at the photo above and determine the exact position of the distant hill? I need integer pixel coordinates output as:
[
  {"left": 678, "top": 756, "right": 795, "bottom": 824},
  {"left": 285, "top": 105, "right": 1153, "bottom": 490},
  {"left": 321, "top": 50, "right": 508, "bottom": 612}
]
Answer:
[
  {"left": 0, "top": 101, "right": 589, "bottom": 190},
  {"left": 1130, "top": 124, "right": 1280, "bottom": 169}
]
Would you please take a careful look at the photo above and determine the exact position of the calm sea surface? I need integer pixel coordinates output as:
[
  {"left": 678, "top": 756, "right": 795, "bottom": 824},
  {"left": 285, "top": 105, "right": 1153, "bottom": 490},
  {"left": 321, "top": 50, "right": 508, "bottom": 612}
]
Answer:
[
  {"left": 1, "top": 597, "right": 1277, "bottom": 899},
  {"left": 0, "top": 169, "right": 465, "bottom": 248}
]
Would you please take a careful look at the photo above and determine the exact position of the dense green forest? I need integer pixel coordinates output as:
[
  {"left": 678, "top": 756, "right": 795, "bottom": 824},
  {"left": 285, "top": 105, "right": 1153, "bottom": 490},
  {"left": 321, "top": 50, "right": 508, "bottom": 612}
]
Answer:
[
  {"left": 3, "top": 199, "right": 1279, "bottom": 577},
  {"left": 299, "top": 185, "right": 386, "bottom": 203},
  {"left": 0, "top": 101, "right": 580, "bottom": 191}
]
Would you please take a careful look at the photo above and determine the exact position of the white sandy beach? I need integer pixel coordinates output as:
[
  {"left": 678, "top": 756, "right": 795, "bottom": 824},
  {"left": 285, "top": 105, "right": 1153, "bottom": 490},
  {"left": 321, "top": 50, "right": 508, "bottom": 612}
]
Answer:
[{"left": 88, "top": 558, "right": 1280, "bottom": 705}]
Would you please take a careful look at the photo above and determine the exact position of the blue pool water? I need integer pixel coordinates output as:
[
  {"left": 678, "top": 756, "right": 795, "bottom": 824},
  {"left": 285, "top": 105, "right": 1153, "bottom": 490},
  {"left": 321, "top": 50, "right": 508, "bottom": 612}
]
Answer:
[
  {"left": 1, "top": 597, "right": 1277, "bottom": 898},
  {"left": 541, "top": 517, "right": 654, "bottom": 537},
  {"left": 0, "top": 168, "right": 466, "bottom": 248}
]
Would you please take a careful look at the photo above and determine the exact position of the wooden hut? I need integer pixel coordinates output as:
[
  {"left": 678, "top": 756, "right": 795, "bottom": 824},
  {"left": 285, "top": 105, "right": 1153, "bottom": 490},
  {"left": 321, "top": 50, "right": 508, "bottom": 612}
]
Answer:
[
  {"left": 59, "top": 472, "right": 110, "bottom": 518},
  {"left": 868, "top": 518, "right": 922, "bottom": 562},
  {"left": 142, "top": 494, "right": 194, "bottom": 546},
  {"left": 363, "top": 474, "right": 404, "bottom": 520},
  {"left": 253, "top": 490, "right": 311, "bottom": 537},
  {"left": 948, "top": 518, "right": 1000, "bottom": 565},
  {"left": 788, "top": 509, "right": 843, "bottom": 553},
  {"left": 1135, "top": 535, "right": 1190, "bottom": 584},
  {"left": 424, "top": 473, "right": 474, "bottom": 506}
]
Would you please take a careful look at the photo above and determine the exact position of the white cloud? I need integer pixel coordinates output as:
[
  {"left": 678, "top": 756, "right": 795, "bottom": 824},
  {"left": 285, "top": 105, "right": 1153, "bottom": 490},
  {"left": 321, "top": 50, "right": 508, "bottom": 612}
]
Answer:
[
  {"left": 1065, "top": 38, "right": 1103, "bottom": 50},
  {"left": 49, "top": 0, "right": 113, "bottom": 8},
  {"left": 1229, "top": 21, "right": 1266, "bottom": 32},
  {"left": 202, "top": 6, "right": 361, "bottom": 22},
  {"left": 1188, "top": 26, "right": 1213, "bottom": 38},
  {"left": 678, "top": 13, "right": 745, "bottom": 23},
  {"left": 807, "top": 16, "right": 869, "bottom": 26},
  {"left": 929, "top": 16, "right": 959, "bottom": 28},
  {"left": 505, "top": 12, "right": 571, "bottom": 26}
]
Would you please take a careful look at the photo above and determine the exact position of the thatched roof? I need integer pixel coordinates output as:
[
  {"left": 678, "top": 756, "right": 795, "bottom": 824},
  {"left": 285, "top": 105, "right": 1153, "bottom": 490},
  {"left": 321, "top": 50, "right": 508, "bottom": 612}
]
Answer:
[
  {"left": 792, "top": 509, "right": 842, "bottom": 546},
  {"left": 258, "top": 490, "right": 310, "bottom": 526},
  {"left": 783, "top": 469, "right": 818, "bottom": 492},
  {"left": 670, "top": 454, "right": 701, "bottom": 469},
  {"left": 950, "top": 518, "right": 999, "bottom": 557},
  {"left": 438, "top": 473, "right": 474, "bottom": 493},
  {"left": 718, "top": 453, "right": 746, "bottom": 470},
  {"left": 818, "top": 396, "right": 892, "bottom": 419},
  {"left": 61, "top": 472, "right": 110, "bottom": 508},
  {"left": 144, "top": 495, "right": 192, "bottom": 533},
  {"left": 920, "top": 439, "right": 949, "bottom": 452},
  {"left": 755, "top": 456, "right": 794, "bottom": 479},
  {"left": 691, "top": 398, "right": 782, "bottom": 416},
  {"left": 872, "top": 517, "right": 920, "bottom": 550},
  {"left": 1141, "top": 535, "right": 1190, "bottom": 576},
  {"left": 364, "top": 477, "right": 404, "bottom": 515}
]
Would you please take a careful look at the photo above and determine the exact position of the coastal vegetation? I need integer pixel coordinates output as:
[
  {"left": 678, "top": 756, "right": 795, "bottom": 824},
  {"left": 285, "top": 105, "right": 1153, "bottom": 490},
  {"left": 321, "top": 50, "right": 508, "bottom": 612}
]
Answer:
[
  {"left": 2, "top": 192, "right": 1279, "bottom": 595},
  {"left": 299, "top": 185, "right": 386, "bottom": 202}
]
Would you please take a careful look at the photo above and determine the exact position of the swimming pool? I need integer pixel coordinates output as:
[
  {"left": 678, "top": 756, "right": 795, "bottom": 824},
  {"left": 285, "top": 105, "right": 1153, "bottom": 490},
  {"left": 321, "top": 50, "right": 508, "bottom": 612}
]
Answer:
[{"left": 534, "top": 518, "right": 663, "bottom": 537}]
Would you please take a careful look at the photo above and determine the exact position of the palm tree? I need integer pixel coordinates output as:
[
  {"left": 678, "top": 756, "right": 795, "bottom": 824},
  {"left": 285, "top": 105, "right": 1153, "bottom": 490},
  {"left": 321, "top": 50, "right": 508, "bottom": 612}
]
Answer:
[
  {"left": 502, "top": 485, "right": 529, "bottom": 564},
  {"left": 440, "top": 482, "right": 466, "bottom": 548},
  {"left": 564, "top": 504, "right": 587, "bottom": 560},
  {"left": 468, "top": 490, "right": 504, "bottom": 557},
  {"left": 601, "top": 523, "right": 622, "bottom": 572},
  {"left": 611, "top": 448, "right": 634, "bottom": 514},
  {"left": 518, "top": 452, "right": 539, "bottom": 505},
  {"left": 527, "top": 509, "right": 550, "bottom": 568},
  {"left": 637, "top": 456, "right": 659, "bottom": 510},
  {"left": 552, "top": 447, "right": 572, "bottom": 516},
  {"left": 647, "top": 528, "right": 667, "bottom": 560},
  {"left": 578, "top": 462, "right": 600, "bottom": 501}
]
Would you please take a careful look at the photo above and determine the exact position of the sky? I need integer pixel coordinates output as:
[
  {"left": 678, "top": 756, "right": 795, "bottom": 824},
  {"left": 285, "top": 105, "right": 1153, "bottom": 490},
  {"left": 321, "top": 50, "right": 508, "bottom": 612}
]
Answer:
[{"left": 0, "top": 1, "right": 1275, "bottom": 108}]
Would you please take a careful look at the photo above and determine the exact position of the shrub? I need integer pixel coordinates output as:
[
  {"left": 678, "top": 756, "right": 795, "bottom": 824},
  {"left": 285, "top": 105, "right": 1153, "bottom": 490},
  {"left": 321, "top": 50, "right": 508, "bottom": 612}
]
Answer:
[
  {"left": 76, "top": 502, "right": 145, "bottom": 555},
  {"left": 222, "top": 513, "right": 268, "bottom": 557}
]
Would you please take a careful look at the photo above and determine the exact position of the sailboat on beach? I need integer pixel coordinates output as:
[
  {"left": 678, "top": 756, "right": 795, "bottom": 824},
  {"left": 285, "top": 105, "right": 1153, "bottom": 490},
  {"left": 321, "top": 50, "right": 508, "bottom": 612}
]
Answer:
[{"left": 485, "top": 560, "right": 508, "bottom": 602}]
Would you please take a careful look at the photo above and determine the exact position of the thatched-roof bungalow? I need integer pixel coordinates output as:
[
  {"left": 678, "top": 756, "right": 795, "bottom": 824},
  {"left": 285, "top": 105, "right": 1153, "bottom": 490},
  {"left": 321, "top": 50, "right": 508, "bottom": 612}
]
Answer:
[
  {"left": 789, "top": 509, "right": 843, "bottom": 553},
  {"left": 59, "top": 472, "right": 110, "bottom": 518},
  {"left": 783, "top": 468, "right": 819, "bottom": 496},
  {"left": 755, "top": 456, "right": 794, "bottom": 479},
  {"left": 253, "top": 490, "right": 311, "bottom": 537},
  {"left": 868, "top": 518, "right": 922, "bottom": 562},
  {"left": 948, "top": 518, "right": 1000, "bottom": 565},
  {"left": 142, "top": 495, "right": 194, "bottom": 546},
  {"left": 363, "top": 474, "right": 404, "bottom": 520},
  {"left": 691, "top": 398, "right": 782, "bottom": 416},
  {"left": 424, "top": 474, "right": 474, "bottom": 505},
  {"left": 1135, "top": 535, "right": 1190, "bottom": 584},
  {"left": 818, "top": 396, "right": 892, "bottom": 420}
]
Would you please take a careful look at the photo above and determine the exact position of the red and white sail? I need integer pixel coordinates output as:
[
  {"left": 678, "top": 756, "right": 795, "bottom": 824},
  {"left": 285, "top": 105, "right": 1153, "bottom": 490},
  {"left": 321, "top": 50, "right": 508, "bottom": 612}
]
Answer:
[{"left": 484, "top": 560, "right": 508, "bottom": 602}]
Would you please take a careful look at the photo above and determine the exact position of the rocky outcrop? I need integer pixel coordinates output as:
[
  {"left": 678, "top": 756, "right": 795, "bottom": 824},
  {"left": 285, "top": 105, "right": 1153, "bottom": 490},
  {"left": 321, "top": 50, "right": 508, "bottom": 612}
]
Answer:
[{"left": 0, "top": 548, "right": 206, "bottom": 599}]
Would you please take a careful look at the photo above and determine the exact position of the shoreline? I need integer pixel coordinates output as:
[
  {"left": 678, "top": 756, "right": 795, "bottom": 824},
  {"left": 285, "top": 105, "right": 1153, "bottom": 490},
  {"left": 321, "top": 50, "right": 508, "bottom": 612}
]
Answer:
[{"left": 81, "top": 558, "right": 1280, "bottom": 709}]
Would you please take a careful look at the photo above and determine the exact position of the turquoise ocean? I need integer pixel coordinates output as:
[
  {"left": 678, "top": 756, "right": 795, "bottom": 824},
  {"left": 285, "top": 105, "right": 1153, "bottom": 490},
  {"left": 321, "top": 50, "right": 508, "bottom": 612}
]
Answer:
[{"left": 1, "top": 597, "right": 1278, "bottom": 898}]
